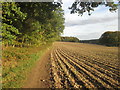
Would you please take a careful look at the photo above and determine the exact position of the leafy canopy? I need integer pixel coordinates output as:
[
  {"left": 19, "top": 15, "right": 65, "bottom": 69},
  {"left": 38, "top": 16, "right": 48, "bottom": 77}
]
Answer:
[
  {"left": 68, "top": 0, "right": 119, "bottom": 16},
  {"left": 2, "top": 2, "right": 65, "bottom": 47}
]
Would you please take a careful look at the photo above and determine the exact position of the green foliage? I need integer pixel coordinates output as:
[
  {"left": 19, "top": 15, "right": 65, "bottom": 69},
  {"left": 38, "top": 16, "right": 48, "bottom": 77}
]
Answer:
[
  {"left": 60, "top": 36, "right": 80, "bottom": 42},
  {"left": 99, "top": 31, "right": 120, "bottom": 46},
  {"left": 2, "top": 2, "right": 26, "bottom": 46},
  {"left": 69, "top": 0, "right": 118, "bottom": 16},
  {"left": 2, "top": 2, "right": 65, "bottom": 47},
  {"left": 2, "top": 23, "right": 20, "bottom": 45}
]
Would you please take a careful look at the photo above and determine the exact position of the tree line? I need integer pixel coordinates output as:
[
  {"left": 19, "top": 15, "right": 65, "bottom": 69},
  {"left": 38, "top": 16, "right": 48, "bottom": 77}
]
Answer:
[
  {"left": 2, "top": 2, "right": 64, "bottom": 47},
  {"left": 60, "top": 36, "right": 80, "bottom": 42},
  {"left": 80, "top": 31, "right": 120, "bottom": 46},
  {"left": 80, "top": 39, "right": 99, "bottom": 44},
  {"left": 60, "top": 31, "right": 120, "bottom": 47}
]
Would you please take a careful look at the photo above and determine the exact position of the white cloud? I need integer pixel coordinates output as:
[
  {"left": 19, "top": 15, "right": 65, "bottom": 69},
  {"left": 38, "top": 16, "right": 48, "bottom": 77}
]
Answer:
[
  {"left": 65, "top": 16, "right": 117, "bottom": 27},
  {"left": 61, "top": 0, "right": 118, "bottom": 40}
]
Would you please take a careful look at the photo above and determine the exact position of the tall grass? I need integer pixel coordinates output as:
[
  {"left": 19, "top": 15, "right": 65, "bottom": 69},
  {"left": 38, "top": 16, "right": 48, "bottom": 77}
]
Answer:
[{"left": 2, "top": 43, "right": 52, "bottom": 88}]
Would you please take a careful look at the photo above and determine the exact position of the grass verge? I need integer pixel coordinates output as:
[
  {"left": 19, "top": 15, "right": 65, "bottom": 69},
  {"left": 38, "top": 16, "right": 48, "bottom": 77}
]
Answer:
[{"left": 2, "top": 43, "right": 52, "bottom": 88}]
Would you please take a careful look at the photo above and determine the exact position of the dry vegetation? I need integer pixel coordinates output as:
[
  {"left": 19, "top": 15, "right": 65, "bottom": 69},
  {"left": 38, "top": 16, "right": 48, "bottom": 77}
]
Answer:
[{"left": 50, "top": 42, "right": 120, "bottom": 89}]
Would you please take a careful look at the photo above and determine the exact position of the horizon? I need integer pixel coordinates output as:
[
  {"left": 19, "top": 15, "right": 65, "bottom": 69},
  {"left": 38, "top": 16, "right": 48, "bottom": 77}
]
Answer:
[
  {"left": 61, "top": 0, "right": 118, "bottom": 40},
  {"left": 61, "top": 30, "right": 119, "bottom": 41}
]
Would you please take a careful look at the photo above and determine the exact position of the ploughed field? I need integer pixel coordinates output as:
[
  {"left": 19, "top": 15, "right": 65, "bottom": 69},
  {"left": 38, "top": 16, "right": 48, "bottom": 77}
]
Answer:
[{"left": 50, "top": 42, "right": 120, "bottom": 89}]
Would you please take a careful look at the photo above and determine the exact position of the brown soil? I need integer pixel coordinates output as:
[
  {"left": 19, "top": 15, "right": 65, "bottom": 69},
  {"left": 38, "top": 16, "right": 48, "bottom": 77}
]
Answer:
[
  {"left": 23, "top": 49, "right": 52, "bottom": 88},
  {"left": 23, "top": 42, "right": 119, "bottom": 88}
]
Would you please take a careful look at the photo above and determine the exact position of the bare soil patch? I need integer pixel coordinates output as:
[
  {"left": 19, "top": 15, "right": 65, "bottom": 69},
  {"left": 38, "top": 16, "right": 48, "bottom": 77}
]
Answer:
[
  {"left": 23, "top": 49, "right": 51, "bottom": 88},
  {"left": 23, "top": 42, "right": 120, "bottom": 89}
]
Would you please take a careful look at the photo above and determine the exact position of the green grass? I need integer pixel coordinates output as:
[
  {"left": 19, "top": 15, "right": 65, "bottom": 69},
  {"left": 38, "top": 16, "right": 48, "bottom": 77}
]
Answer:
[{"left": 2, "top": 43, "right": 52, "bottom": 88}]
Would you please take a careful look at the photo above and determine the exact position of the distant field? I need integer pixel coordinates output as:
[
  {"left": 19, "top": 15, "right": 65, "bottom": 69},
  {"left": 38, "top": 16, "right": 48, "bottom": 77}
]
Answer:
[{"left": 50, "top": 42, "right": 120, "bottom": 88}]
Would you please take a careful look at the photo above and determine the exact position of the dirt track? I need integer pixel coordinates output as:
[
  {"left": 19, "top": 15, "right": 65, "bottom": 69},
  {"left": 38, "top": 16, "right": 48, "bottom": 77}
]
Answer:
[
  {"left": 23, "top": 42, "right": 120, "bottom": 89},
  {"left": 23, "top": 49, "right": 52, "bottom": 88}
]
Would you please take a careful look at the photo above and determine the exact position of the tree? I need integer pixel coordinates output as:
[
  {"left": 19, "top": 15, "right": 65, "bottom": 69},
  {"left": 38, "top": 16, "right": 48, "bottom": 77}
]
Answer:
[
  {"left": 2, "top": 2, "right": 65, "bottom": 47},
  {"left": 99, "top": 31, "right": 120, "bottom": 46},
  {"left": 69, "top": 0, "right": 119, "bottom": 16},
  {"left": 18, "top": 2, "right": 64, "bottom": 45}
]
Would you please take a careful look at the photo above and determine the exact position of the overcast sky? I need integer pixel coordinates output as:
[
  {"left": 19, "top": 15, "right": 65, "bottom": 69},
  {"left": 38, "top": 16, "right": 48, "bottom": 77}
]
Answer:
[{"left": 61, "top": 0, "right": 118, "bottom": 40}]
